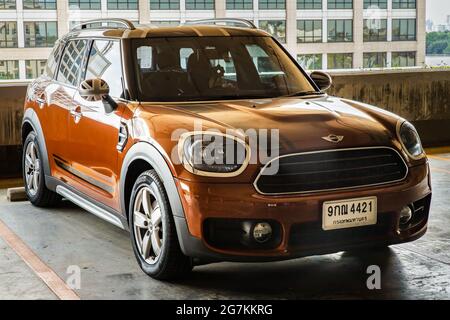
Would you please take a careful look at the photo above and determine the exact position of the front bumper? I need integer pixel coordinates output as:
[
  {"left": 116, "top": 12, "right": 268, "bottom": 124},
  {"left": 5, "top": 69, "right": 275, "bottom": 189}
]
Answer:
[{"left": 174, "top": 163, "right": 431, "bottom": 262}]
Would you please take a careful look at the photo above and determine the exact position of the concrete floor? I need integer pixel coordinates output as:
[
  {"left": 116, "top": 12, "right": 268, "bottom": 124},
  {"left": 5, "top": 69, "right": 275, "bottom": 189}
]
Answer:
[{"left": 0, "top": 153, "right": 449, "bottom": 300}]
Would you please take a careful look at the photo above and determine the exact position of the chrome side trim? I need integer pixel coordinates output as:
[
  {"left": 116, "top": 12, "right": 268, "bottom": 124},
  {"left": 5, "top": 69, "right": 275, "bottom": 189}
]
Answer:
[
  {"left": 56, "top": 185, "right": 125, "bottom": 229},
  {"left": 253, "top": 146, "right": 409, "bottom": 196},
  {"left": 54, "top": 158, "right": 114, "bottom": 194}
]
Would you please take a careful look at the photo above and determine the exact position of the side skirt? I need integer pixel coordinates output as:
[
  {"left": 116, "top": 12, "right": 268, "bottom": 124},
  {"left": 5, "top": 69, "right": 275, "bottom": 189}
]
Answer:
[{"left": 48, "top": 176, "right": 128, "bottom": 231}]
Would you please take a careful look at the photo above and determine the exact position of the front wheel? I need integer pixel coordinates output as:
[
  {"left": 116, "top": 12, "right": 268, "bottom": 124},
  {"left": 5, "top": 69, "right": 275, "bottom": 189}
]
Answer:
[{"left": 129, "top": 170, "right": 192, "bottom": 280}]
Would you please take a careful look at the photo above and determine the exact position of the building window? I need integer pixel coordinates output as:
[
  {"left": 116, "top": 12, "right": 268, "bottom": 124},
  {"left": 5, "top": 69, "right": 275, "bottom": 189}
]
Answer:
[
  {"left": 0, "top": 21, "right": 17, "bottom": 47},
  {"left": 0, "top": 0, "right": 15, "bottom": 9},
  {"left": 23, "top": 0, "right": 56, "bottom": 9},
  {"left": 259, "top": 20, "right": 286, "bottom": 43},
  {"left": 327, "top": 53, "right": 353, "bottom": 69},
  {"left": 150, "top": 0, "right": 179, "bottom": 9},
  {"left": 297, "top": 20, "right": 322, "bottom": 43},
  {"left": 392, "top": 51, "right": 416, "bottom": 67},
  {"left": 226, "top": 0, "right": 252, "bottom": 9},
  {"left": 363, "top": 52, "right": 387, "bottom": 68},
  {"left": 24, "top": 21, "right": 57, "bottom": 47},
  {"left": 259, "top": 0, "right": 285, "bottom": 10},
  {"left": 363, "top": 19, "right": 387, "bottom": 41},
  {"left": 297, "top": 0, "right": 322, "bottom": 9},
  {"left": 328, "top": 0, "right": 353, "bottom": 9},
  {"left": 392, "top": 0, "right": 416, "bottom": 9},
  {"left": 298, "top": 54, "right": 322, "bottom": 70},
  {"left": 26, "top": 60, "right": 46, "bottom": 79},
  {"left": 392, "top": 19, "right": 416, "bottom": 41},
  {"left": 363, "top": 0, "right": 387, "bottom": 9},
  {"left": 68, "top": 0, "right": 101, "bottom": 9},
  {"left": 108, "top": 0, "right": 138, "bottom": 9},
  {"left": 185, "top": 0, "right": 214, "bottom": 9},
  {"left": 0, "top": 60, "right": 19, "bottom": 79},
  {"left": 328, "top": 19, "right": 353, "bottom": 42}
]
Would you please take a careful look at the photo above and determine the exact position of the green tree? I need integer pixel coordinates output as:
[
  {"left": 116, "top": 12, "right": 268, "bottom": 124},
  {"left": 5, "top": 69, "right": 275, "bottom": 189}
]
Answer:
[{"left": 427, "top": 31, "right": 450, "bottom": 54}]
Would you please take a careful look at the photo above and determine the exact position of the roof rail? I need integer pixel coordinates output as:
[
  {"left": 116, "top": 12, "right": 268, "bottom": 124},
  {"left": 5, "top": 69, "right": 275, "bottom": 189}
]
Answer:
[
  {"left": 185, "top": 18, "right": 257, "bottom": 29},
  {"left": 72, "top": 18, "right": 136, "bottom": 31}
]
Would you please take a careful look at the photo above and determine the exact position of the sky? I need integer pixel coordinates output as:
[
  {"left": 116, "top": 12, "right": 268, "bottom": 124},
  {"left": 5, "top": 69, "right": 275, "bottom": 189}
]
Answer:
[{"left": 427, "top": 0, "right": 450, "bottom": 25}]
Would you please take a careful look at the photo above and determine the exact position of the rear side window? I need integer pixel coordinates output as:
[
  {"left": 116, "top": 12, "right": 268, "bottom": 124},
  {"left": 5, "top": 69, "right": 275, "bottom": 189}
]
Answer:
[
  {"left": 56, "top": 39, "right": 89, "bottom": 86},
  {"left": 85, "top": 40, "right": 124, "bottom": 98},
  {"left": 45, "top": 41, "right": 64, "bottom": 78}
]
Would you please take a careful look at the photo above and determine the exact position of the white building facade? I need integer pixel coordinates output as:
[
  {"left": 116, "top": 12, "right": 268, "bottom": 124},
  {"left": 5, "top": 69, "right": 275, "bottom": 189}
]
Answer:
[{"left": 0, "top": 0, "right": 426, "bottom": 80}]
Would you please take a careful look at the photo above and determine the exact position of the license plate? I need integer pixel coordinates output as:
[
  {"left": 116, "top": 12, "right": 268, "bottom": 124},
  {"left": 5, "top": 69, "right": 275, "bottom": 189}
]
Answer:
[{"left": 322, "top": 196, "right": 377, "bottom": 231}]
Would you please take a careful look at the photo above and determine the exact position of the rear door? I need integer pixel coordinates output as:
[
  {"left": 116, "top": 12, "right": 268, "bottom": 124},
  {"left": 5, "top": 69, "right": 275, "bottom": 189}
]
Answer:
[
  {"left": 45, "top": 39, "right": 89, "bottom": 179},
  {"left": 68, "top": 39, "right": 126, "bottom": 210}
]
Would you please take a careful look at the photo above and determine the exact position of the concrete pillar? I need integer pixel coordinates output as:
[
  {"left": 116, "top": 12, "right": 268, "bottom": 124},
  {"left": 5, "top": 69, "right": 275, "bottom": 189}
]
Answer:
[
  {"left": 215, "top": 0, "right": 226, "bottom": 18},
  {"left": 57, "top": 0, "right": 69, "bottom": 37},
  {"left": 416, "top": 0, "right": 426, "bottom": 67},
  {"left": 139, "top": 0, "right": 150, "bottom": 24},
  {"left": 322, "top": 53, "right": 327, "bottom": 70},
  {"left": 101, "top": 0, "right": 108, "bottom": 18},
  {"left": 19, "top": 60, "right": 26, "bottom": 79},
  {"left": 387, "top": 0, "right": 392, "bottom": 41},
  {"left": 353, "top": 0, "right": 364, "bottom": 69},
  {"left": 286, "top": 0, "right": 297, "bottom": 56},
  {"left": 16, "top": 0, "right": 24, "bottom": 48}
]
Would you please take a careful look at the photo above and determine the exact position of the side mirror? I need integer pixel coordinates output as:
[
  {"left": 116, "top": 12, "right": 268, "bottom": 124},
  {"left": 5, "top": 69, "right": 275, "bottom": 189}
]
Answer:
[
  {"left": 79, "top": 78, "right": 117, "bottom": 113},
  {"left": 310, "top": 71, "right": 332, "bottom": 92},
  {"left": 79, "top": 78, "right": 110, "bottom": 101}
]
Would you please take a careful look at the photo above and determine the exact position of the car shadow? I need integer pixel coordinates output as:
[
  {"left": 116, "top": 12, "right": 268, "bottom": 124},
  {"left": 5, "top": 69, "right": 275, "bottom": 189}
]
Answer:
[{"left": 177, "top": 247, "right": 409, "bottom": 299}]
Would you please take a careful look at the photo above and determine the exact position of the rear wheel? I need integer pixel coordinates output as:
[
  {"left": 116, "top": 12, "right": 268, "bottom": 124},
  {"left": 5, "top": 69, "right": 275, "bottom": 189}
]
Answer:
[
  {"left": 23, "top": 131, "right": 60, "bottom": 207},
  {"left": 129, "top": 170, "right": 192, "bottom": 280}
]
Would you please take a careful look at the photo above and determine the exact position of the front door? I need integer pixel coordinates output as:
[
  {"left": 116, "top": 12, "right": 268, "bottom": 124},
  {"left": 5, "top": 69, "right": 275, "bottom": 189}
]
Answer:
[{"left": 68, "top": 39, "right": 126, "bottom": 211}]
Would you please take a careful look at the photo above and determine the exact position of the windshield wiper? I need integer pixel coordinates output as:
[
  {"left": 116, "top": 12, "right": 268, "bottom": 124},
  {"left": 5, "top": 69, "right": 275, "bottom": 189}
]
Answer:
[{"left": 284, "top": 90, "right": 323, "bottom": 97}]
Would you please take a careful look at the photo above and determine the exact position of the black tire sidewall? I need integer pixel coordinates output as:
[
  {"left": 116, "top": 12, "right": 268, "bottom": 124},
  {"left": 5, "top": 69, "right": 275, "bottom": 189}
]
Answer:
[
  {"left": 23, "top": 132, "right": 46, "bottom": 203},
  {"left": 129, "top": 171, "right": 174, "bottom": 277}
]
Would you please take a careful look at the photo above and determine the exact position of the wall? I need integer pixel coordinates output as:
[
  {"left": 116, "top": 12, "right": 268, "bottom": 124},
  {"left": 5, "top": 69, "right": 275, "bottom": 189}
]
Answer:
[
  {"left": 1, "top": 69, "right": 449, "bottom": 177},
  {"left": 328, "top": 69, "right": 450, "bottom": 147}
]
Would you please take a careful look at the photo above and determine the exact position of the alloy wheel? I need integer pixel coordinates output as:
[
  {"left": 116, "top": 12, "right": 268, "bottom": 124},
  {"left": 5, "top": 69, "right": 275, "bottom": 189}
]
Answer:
[
  {"left": 133, "top": 186, "right": 163, "bottom": 265},
  {"left": 24, "top": 141, "right": 40, "bottom": 196}
]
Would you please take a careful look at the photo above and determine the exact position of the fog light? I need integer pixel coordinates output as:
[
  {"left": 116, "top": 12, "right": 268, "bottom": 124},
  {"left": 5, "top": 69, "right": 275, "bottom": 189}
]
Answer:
[
  {"left": 399, "top": 206, "right": 413, "bottom": 225},
  {"left": 253, "top": 222, "right": 272, "bottom": 243}
]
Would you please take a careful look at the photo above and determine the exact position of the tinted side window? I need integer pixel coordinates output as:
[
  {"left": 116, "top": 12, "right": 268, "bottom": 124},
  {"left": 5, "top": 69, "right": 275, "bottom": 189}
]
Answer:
[
  {"left": 45, "top": 41, "right": 64, "bottom": 78},
  {"left": 56, "top": 40, "right": 89, "bottom": 86},
  {"left": 85, "top": 40, "right": 124, "bottom": 98}
]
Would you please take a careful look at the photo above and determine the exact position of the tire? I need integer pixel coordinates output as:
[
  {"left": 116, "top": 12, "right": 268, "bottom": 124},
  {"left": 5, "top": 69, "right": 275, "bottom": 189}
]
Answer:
[
  {"left": 129, "top": 170, "right": 192, "bottom": 280},
  {"left": 22, "top": 131, "right": 61, "bottom": 207}
]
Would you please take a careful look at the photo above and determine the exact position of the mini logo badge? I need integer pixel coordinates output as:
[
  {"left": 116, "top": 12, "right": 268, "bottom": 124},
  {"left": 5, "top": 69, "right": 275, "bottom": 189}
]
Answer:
[{"left": 322, "top": 134, "right": 344, "bottom": 143}]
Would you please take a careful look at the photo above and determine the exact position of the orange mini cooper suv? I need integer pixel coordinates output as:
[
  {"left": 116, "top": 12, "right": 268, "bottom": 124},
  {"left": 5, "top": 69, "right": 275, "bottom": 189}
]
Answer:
[{"left": 22, "top": 18, "right": 431, "bottom": 280}]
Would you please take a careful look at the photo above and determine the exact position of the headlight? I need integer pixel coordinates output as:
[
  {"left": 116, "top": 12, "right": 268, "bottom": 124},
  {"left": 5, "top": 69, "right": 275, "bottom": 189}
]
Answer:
[
  {"left": 178, "top": 132, "right": 250, "bottom": 177},
  {"left": 397, "top": 121, "right": 424, "bottom": 159}
]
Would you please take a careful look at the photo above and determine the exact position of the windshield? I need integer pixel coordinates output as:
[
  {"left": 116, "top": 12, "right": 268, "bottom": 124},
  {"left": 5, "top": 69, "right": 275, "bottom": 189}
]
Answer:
[{"left": 131, "top": 36, "right": 316, "bottom": 102}]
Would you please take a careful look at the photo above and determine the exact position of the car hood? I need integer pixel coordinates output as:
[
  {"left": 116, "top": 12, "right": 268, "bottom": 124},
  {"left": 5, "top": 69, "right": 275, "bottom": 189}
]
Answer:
[{"left": 139, "top": 95, "right": 400, "bottom": 155}]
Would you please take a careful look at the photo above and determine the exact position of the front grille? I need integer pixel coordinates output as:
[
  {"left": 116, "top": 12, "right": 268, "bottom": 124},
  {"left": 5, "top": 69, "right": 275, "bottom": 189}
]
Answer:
[{"left": 254, "top": 147, "right": 408, "bottom": 195}]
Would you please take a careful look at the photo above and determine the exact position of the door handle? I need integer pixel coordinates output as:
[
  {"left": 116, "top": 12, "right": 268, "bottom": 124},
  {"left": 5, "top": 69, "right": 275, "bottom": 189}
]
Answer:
[{"left": 70, "top": 106, "right": 82, "bottom": 122}]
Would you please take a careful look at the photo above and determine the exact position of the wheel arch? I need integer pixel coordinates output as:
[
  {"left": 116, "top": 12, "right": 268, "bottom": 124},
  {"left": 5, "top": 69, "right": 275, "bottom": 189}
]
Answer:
[
  {"left": 120, "top": 142, "right": 186, "bottom": 224},
  {"left": 22, "top": 108, "right": 51, "bottom": 179}
]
